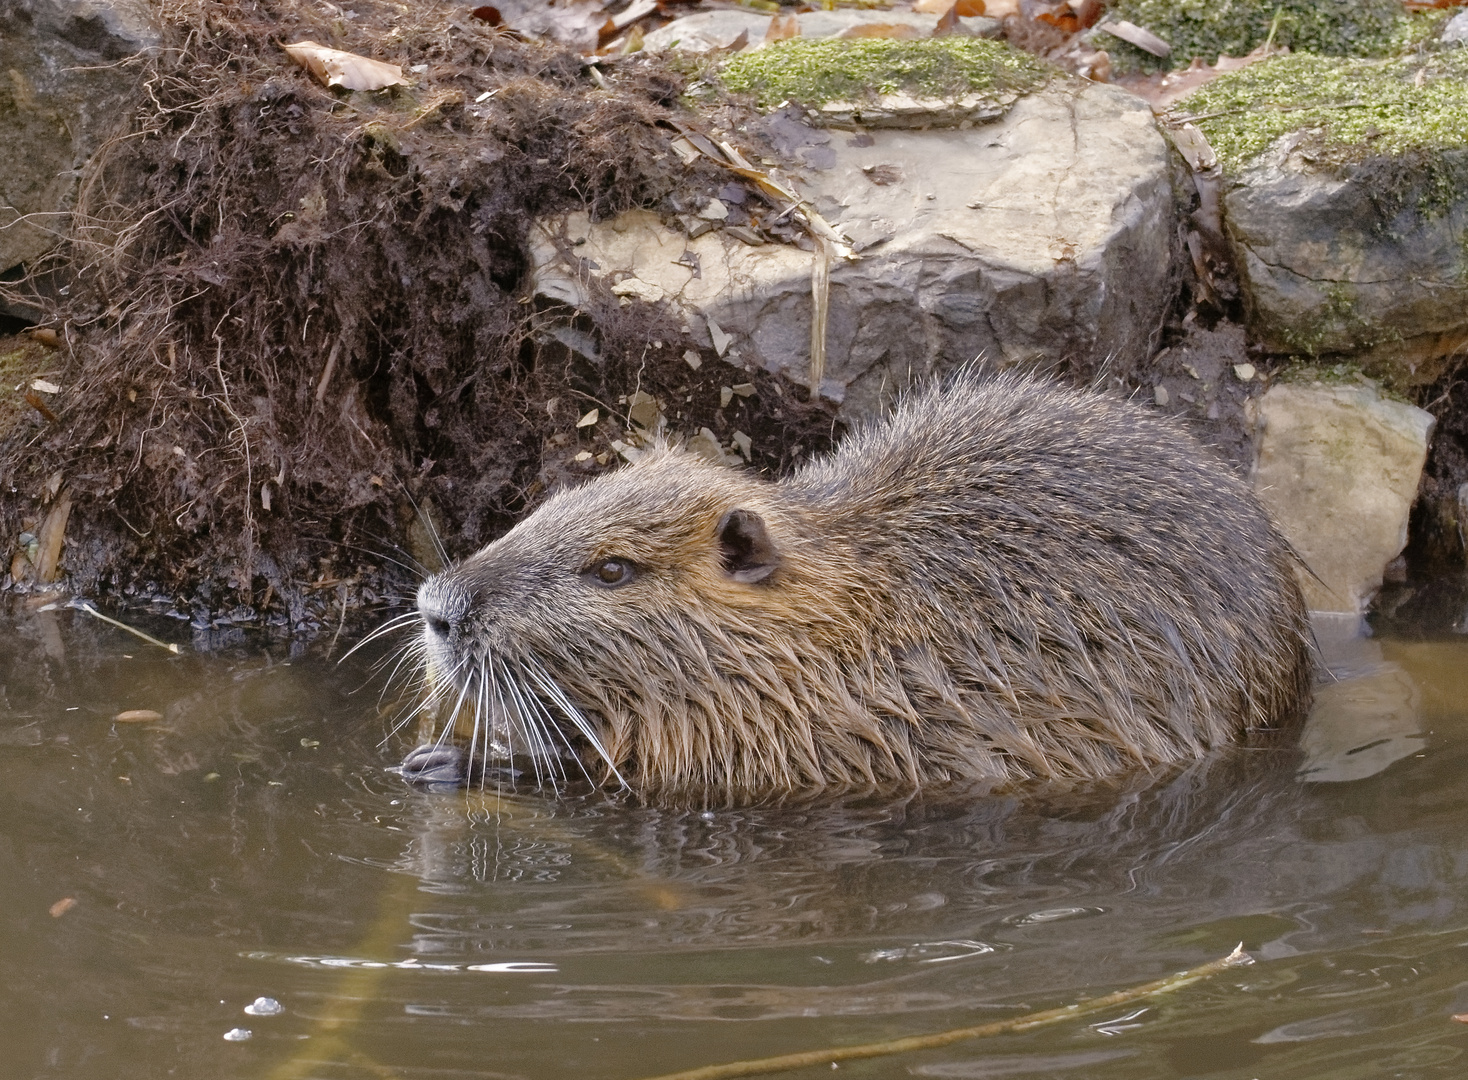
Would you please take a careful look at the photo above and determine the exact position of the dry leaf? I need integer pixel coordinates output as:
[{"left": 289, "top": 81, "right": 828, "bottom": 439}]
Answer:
[
  {"left": 30, "top": 378, "right": 60, "bottom": 394},
  {"left": 841, "top": 23, "right": 922, "bottom": 39},
  {"left": 114, "top": 709, "right": 165, "bottom": 723},
  {"left": 611, "top": 0, "right": 658, "bottom": 32},
  {"left": 1068, "top": 0, "right": 1103, "bottom": 28},
  {"left": 576, "top": 408, "right": 599, "bottom": 428},
  {"left": 1143, "top": 43, "right": 1284, "bottom": 111},
  {"left": 1097, "top": 19, "right": 1171, "bottom": 58},
  {"left": 283, "top": 41, "right": 405, "bottom": 92},
  {"left": 49, "top": 897, "right": 77, "bottom": 918},
  {"left": 765, "top": 13, "right": 799, "bottom": 43},
  {"left": 24, "top": 391, "right": 57, "bottom": 423}
]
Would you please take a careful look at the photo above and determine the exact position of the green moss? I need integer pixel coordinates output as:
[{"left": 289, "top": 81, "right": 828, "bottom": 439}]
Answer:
[
  {"left": 1102, "top": 0, "right": 1423, "bottom": 73},
  {"left": 1175, "top": 50, "right": 1468, "bottom": 174},
  {"left": 1276, "top": 359, "right": 1412, "bottom": 400},
  {"left": 716, "top": 37, "right": 1049, "bottom": 109}
]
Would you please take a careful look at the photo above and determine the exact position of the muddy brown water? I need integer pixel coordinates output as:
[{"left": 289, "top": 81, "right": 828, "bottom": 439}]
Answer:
[{"left": 2, "top": 597, "right": 1468, "bottom": 1080}]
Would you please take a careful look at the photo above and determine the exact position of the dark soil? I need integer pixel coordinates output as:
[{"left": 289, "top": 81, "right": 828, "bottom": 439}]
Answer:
[
  {"left": 1404, "top": 365, "right": 1468, "bottom": 575},
  {"left": 0, "top": 0, "right": 840, "bottom": 632}
]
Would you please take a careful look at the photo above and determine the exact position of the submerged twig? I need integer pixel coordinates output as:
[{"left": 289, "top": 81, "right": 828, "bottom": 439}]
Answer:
[
  {"left": 634, "top": 946, "right": 1253, "bottom": 1080},
  {"left": 62, "top": 599, "right": 181, "bottom": 654}
]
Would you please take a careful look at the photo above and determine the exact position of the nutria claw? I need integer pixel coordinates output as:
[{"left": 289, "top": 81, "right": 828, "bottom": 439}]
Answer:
[{"left": 398, "top": 744, "right": 470, "bottom": 787}]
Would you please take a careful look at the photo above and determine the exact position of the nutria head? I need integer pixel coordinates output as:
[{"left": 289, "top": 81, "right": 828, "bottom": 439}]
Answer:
[{"left": 413, "top": 446, "right": 871, "bottom": 800}]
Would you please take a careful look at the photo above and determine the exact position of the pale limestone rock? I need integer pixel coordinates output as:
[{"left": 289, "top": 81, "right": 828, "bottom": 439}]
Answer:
[
  {"left": 0, "top": 0, "right": 161, "bottom": 274},
  {"left": 1251, "top": 381, "right": 1434, "bottom": 615},
  {"left": 641, "top": 10, "right": 1000, "bottom": 54},
  {"left": 532, "top": 81, "right": 1176, "bottom": 419}
]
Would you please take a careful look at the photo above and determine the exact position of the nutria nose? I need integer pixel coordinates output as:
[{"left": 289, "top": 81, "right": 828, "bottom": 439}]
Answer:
[{"left": 417, "top": 580, "right": 468, "bottom": 640}]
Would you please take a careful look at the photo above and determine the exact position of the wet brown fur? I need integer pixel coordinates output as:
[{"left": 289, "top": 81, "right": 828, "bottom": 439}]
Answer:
[{"left": 410, "top": 371, "right": 1312, "bottom": 802}]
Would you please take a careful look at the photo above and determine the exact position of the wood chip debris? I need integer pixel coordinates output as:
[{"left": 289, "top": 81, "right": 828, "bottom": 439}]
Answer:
[
  {"left": 707, "top": 318, "right": 732, "bottom": 357},
  {"left": 1169, "top": 123, "right": 1217, "bottom": 172}
]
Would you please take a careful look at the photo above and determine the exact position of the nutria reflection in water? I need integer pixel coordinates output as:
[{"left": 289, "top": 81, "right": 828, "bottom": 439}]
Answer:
[{"left": 385, "top": 371, "right": 1311, "bottom": 803}]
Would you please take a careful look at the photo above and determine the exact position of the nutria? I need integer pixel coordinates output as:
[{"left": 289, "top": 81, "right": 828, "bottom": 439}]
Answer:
[{"left": 398, "top": 370, "right": 1312, "bottom": 801}]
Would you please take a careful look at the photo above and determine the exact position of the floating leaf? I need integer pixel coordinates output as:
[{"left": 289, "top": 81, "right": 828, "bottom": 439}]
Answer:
[
  {"left": 114, "top": 710, "right": 164, "bottom": 723},
  {"left": 283, "top": 41, "right": 405, "bottom": 92}
]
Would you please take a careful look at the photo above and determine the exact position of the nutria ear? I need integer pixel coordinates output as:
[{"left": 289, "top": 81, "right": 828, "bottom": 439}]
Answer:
[{"left": 717, "top": 508, "right": 780, "bottom": 584}]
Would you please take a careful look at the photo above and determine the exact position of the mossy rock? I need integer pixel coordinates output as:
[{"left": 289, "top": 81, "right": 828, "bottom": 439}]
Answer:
[
  {"left": 1176, "top": 52, "right": 1468, "bottom": 380},
  {"left": 717, "top": 37, "right": 1050, "bottom": 126},
  {"left": 1102, "top": 0, "right": 1429, "bottom": 74},
  {"left": 1178, "top": 49, "right": 1468, "bottom": 176}
]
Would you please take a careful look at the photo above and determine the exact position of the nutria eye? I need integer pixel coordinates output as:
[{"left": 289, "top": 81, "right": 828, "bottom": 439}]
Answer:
[{"left": 588, "top": 559, "right": 635, "bottom": 587}]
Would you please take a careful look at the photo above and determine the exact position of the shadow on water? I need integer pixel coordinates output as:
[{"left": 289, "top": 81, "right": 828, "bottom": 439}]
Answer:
[{"left": 0, "top": 596, "right": 1467, "bottom": 1079}]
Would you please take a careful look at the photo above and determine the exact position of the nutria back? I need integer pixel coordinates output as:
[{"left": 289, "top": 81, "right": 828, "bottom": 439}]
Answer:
[{"left": 405, "top": 371, "right": 1312, "bottom": 801}]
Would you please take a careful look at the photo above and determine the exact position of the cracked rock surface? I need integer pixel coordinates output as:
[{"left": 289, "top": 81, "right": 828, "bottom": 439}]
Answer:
[
  {"left": 1223, "top": 142, "right": 1468, "bottom": 384},
  {"left": 0, "top": 0, "right": 161, "bottom": 281},
  {"left": 532, "top": 80, "right": 1176, "bottom": 420}
]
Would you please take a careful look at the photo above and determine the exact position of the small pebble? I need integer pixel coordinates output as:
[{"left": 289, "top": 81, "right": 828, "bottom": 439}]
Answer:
[
  {"left": 245, "top": 997, "right": 284, "bottom": 1016},
  {"left": 223, "top": 1028, "right": 252, "bottom": 1042},
  {"left": 1233, "top": 363, "right": 1256, "bottom": 382},
  {"left": 1154, "top": 384, "right": 1170, "bottom": 407}
]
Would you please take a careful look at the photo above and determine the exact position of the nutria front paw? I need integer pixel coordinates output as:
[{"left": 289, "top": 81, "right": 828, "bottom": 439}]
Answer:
[{"left": 399, "top": 744, "right": 468, "bottom": 787}]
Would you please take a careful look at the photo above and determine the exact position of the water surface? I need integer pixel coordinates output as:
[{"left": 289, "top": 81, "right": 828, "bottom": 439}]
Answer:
[{"left": 1, "top": 598, "right": 1467, "bottom": 1079}]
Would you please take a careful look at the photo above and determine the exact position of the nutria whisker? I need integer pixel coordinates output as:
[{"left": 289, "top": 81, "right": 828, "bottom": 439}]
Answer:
[
  {"left": 342, "top": 609, "right": 422, "bottom": 662},
  {"left": 523, "top": 657, "right": 626, "bottom": 789},
  {"left": 469, "top": 656, "right": 492, "bottom": 789}
]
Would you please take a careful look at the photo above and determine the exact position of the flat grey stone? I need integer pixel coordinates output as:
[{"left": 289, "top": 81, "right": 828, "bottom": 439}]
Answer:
[
  {"left": 533, "top": 80, "right": 1176, "bottom": 420},
  {"left": 642, "top": 10, "right": 1001, "bottom": 54}
]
